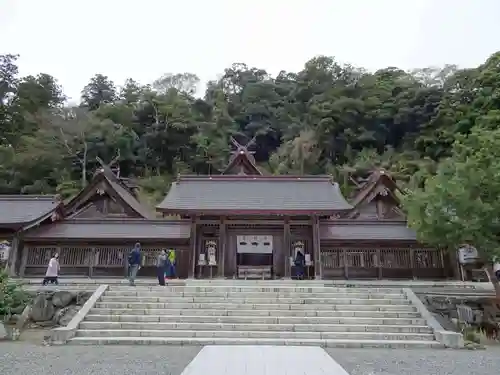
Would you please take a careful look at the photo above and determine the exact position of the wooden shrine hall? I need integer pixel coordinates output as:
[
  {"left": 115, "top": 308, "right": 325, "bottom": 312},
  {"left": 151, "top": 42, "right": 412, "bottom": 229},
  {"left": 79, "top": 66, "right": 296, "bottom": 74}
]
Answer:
[{"left": 1, "top": 138, "right": 453, "bottom": 280}]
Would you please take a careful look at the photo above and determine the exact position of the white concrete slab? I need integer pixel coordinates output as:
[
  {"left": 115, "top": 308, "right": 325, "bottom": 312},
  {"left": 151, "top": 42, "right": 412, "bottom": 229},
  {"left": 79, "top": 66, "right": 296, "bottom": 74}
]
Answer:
[{"left": 180, "top": 345, "right": 350, "bottom": 375}]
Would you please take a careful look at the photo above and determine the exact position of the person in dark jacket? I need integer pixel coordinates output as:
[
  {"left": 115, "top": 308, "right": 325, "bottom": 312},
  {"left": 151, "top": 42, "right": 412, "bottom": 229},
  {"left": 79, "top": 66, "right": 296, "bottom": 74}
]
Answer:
[
  {"left": 294, "top": 251, "right": 305, "bottom": 280},
  {"left": 156, "top": 250, "right": 168, "bottom": 286},
  {"left": 128, "top": 243, "right": 142, "bottom": 286}
]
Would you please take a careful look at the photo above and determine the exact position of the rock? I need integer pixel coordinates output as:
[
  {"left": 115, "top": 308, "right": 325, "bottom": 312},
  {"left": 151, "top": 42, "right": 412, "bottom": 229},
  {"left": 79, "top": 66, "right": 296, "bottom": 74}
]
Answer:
[
  {"left": 52, "top": 291, "right": 75, "bottom": 308},
  {"left": 57, "top": 306, "right": 79, "bottom": 326},
  {"left": 7, "top": 314, "right": 20, "bottom": 324},
  {"left": 76, "top": 292, "right": 92, "bottom": 306},
  {"left": 52, "top": 307, "right": 67, "bottom": 325},
  {"left": 10, "top": 305, "right": 26, "bottom": 315},
  {"left": 33, "top": 320, "right": 56, "bottom": 328},
  {"left": 0, "top": 322, "right": 6, "bottom": 340},
  {"left": 464, "top": 341, "right": 486, "bottom": 350},
  {"left": 16, "top": 305, "right": 31, "bottom": 330},
  {"left": 30, "top": 294, "right": 55, "bottom": 322}
]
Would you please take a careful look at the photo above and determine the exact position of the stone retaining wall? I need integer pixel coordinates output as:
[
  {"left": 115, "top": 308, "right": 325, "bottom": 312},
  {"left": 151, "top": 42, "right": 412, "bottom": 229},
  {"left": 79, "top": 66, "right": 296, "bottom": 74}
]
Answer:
[{"left": 6, "top": 290, "right": 93, "bottom": 329}]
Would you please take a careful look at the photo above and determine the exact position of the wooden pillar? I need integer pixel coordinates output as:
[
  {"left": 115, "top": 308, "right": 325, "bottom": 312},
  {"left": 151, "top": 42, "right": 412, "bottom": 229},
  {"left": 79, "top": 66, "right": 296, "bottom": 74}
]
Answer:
[
  {"left": 343, "top": 249, "right": 349, "bottom": 279},
  {"left": 449, "top": 247, "right": 461, "bottom": 280},
  {"left": 439, "top": 248, "right": 446, "bottom": 278},
  {"left": 219, "top": 218, "right": 226, "bottom": 278},
  {"left": 376, "top": 248, "right": 382, "bottom": 279},
  {"left": 283, "top": 217, "right": 291, "bottom": 278},
  {"left": 7, "top": 235, "right": 20, "bottom": 276},
  {"left": 312, "top": 215, "right": 321, "bottom": 279},
  {"left": 19, "top": 243, "right": 29, "bottom": 277},
  {"left": 89, "top": 247, "right": 96, "bottom": 278},
  {"left": 189, "top": 216, "right": 197, "bottom": 278},
  {"left": 410, "top": 247, "right": 416, "bottom": 280}
]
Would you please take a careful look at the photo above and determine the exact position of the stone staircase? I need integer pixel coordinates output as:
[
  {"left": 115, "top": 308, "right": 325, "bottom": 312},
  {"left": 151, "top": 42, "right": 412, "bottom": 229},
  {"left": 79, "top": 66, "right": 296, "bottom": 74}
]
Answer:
[{"left": 69, "top": 282, "right": 444, "bottom": 348}]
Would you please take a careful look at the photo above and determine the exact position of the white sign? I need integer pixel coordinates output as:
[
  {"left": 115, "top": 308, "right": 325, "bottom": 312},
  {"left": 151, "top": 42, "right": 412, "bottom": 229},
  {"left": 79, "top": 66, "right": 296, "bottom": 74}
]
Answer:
[
  {"left": 237, "top": 235, "right": 273, "bottom": 254},
  {"left": 197, "top": 253, "right": 207, "bottom": 266},
  {"left": 458, "top": 245, "right": 479, "bottom": 264},
  {"left": 208, "top": 247, "right": 217, "bottom": 266},
  {"left": 0, "top": 242, "right": 10, "bottom": 262}
]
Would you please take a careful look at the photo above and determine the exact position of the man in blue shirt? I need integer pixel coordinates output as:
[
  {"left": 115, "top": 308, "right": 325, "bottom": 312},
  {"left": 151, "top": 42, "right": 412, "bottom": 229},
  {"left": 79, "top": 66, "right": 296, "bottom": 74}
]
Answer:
[{"left": 128, "top": 242, "right": 142, "bottom": 286}]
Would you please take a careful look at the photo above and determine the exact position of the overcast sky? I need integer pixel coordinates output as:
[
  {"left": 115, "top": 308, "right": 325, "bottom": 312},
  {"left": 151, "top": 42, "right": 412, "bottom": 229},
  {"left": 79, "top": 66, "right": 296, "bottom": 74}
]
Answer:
[{"left": 1, "top": 0, "right": 499, "bottom": 103}]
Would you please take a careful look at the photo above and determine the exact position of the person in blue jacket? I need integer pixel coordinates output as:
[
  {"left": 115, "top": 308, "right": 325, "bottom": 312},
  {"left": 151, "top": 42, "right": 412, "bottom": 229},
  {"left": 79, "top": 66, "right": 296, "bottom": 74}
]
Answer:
[{"left": 127, "top": 242, "right": 142, "bottom": 286}]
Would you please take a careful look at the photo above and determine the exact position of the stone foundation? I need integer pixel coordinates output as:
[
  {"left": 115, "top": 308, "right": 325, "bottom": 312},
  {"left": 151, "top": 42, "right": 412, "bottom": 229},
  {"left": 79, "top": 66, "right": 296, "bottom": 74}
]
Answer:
[
  {"left": 6, "top": 290, "right": 93, "bottom": 329},
  {"left": 420, "top": 295, "right": 500, "bottom": 330}
]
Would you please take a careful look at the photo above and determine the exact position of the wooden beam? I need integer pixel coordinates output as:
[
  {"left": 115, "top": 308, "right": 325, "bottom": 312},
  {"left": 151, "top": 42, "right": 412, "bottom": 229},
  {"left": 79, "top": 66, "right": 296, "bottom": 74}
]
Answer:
[{"left": 196, "top": 219, "right": 312, "bottom": 226}]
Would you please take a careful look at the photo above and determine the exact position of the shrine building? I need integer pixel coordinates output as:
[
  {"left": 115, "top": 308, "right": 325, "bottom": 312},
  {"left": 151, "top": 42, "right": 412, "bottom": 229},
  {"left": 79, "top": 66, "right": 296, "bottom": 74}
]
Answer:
[{"left": 1, "top": 138, "right": 452, "bottom": 280}]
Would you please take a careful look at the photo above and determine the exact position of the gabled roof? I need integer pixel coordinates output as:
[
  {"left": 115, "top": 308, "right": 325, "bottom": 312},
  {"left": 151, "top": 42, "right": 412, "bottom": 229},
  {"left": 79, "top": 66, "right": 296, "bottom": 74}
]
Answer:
[
  {"left": 347, "top": 169, "right": 405, "bottom": 219},
  {"left": 157, "top": 175, "right": 352, "bottom": 215},
  {"left": 24, "top": 218, "right": 191, "bottom": 240},
  {"left": 0, "top": 195, "right": 62, "bottom": 230},
  {"left": 221, "top": 137, "right": 262, "bottom": 175},
  {"left": 64, "top": 168, "right": 155, "bottom": 219},
  {"left": 351, "top": 169, "right": 402, "bottom": 206},
  {"left": 222, "top": 151, "right": 262, "bottom": 175}
]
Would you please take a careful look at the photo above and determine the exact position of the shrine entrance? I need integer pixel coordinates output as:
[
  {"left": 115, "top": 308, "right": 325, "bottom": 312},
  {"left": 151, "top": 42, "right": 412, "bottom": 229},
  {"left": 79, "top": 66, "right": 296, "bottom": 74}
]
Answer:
[{"left": 236, "top": 234, "right": 274, "bottom": 279}]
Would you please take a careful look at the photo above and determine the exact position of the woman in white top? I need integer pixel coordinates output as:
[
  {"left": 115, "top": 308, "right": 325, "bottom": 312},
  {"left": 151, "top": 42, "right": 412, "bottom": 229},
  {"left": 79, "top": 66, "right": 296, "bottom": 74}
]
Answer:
[{"left": 42, "top": 253, "right": 60, "bottom": 285}]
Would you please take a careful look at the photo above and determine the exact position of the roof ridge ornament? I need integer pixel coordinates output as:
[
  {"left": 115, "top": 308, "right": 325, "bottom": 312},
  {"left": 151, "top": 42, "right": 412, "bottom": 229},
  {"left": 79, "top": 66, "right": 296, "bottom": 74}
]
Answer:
[
  {"left": 222, "top": 135, "right": 262, "bottom": 175},
  {"left": 95, "top": 150, "right": 121, "bottom": 178},
  {"left": 230, "top": 135, "right": 257, "bottom": 155}
]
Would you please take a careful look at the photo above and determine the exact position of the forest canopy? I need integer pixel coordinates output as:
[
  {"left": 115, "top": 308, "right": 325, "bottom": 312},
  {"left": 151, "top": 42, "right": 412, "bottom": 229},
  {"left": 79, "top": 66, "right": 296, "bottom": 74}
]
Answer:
[{"left": 1, "top": 52, "right": 500, "bottom": 207}]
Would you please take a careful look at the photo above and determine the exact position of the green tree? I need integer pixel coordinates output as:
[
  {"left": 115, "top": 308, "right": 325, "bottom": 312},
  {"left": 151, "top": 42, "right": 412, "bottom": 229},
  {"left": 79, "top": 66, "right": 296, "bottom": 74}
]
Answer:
[
  {"left": 81, "top": 74, "right": 117, "bottom": 111},
  {"left": 405, "top": 126, "right": 500, "bottom": 296}
]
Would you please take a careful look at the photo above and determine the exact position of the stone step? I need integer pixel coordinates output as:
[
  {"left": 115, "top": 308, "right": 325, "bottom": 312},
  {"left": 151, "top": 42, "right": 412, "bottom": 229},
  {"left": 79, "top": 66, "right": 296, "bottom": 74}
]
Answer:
[
  {"left": 108, "top": 286, "right": 404, "bottom": 293},
  {"left": 90, "top": 307, "right": 419, "bottom": 317},
  {"left": 79, "top": 321, "right": 434, "bottom": 333},
  {"left": 99, "top": 296, "right": 407, "bottom": 304},
  {"left": 85, "top": 314, "right": 427, "bottom": 325},
  {"left": 75, "top": 329, "right": 435, "bottom": 341},
  {"left": 103, "top": 290, "right": 406, "bottom": 299},
  {"left": 24, "top": 286, "right": 98, "bottom": 292},
  {"left": 94, "top": 301, "right": 412, "bottom": 310},
  {"left": 68, "top": 336, "right": 444, "bottom": 348}
]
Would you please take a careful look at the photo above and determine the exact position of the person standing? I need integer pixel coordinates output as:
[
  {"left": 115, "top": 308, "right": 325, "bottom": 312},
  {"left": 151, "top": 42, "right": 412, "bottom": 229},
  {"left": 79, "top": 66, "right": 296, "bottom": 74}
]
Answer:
[
  {"left": 42, "top": 253, "right": 60, "bottom": 285},
  {"left": 294, "top": 251, "right": 305, "bottom": 280},
  {"left": 166, "top": 248, "right": 176, "bottom": 279},
  {"left": 156, "top": 250, "right": 168, "bottom": 286},
  {"left": 128, "top": 243, "right": 142, "bottom": 286}
]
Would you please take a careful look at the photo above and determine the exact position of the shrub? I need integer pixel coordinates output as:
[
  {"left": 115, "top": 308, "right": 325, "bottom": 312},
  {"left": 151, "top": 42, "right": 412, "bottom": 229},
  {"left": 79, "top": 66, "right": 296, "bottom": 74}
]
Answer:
[{"left": 0, "top": 270, "right": 30, "bottom": 321}]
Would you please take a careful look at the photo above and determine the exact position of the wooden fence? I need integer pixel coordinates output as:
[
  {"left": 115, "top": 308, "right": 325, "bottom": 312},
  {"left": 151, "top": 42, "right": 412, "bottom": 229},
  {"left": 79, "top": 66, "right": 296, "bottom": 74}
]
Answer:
[
  {"left": 320, "top": 247, "right": 450, "bottom": 279},
  {"left": 22, "top": 245, "right": 190, "bottom": 278}
]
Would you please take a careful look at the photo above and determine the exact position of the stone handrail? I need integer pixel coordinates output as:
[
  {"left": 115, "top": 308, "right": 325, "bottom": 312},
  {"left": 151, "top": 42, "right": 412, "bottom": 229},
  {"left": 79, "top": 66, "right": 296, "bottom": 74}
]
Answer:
[
  {"left": 50, "top": 284, "right": 109, "bottom": 345},
  {"left": 403, "top": 287, "right": 464, "bottom": 348}
]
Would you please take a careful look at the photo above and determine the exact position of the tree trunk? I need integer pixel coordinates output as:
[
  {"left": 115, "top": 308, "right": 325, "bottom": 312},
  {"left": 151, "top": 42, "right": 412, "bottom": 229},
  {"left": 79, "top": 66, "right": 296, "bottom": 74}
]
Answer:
[{"left": 485, "top": 264, "right": 500, "bottom": 298}]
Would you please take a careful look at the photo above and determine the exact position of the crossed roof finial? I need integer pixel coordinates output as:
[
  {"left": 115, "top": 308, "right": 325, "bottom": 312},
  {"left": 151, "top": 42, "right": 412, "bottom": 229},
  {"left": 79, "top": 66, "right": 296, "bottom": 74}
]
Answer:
[{"left": 230, "top": 135, "right": 257, "bottom": 155}]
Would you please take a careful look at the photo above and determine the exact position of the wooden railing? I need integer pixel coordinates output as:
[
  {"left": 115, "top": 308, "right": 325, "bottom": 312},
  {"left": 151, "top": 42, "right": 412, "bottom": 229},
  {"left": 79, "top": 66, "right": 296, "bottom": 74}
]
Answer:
[
  {"left": 320, "top": 247, "right": 448, "bottom": 279},
  {"left": 22, "top": 245, "right": 190, "bottom": 278}
]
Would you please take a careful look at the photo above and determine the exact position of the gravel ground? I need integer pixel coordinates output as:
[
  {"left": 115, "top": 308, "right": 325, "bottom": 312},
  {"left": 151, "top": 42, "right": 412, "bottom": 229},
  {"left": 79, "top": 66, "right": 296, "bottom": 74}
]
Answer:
[
  {"left": 327, "top": 348, "right": 499, "bottom": 375},
  {"left": 0, "top": 343, "right": 201, "bottom": 375},
  {"left": 0, "top": 343, "right": 498, "bottom": 375}
]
